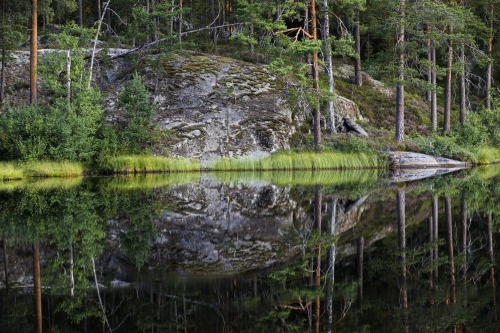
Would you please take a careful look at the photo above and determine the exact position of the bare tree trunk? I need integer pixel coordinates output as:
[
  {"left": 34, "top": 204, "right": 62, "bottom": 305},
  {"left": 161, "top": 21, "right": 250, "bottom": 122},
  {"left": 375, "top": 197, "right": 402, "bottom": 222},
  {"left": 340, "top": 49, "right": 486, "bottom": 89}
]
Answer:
[
  {"left": 459, "top": 46, "right": 466, "bottom": 124},
  {"left": 30, "top": 0, "right": 38, "bottom": 104},
  {"left": 396, "top": 0, "right": 405, "bottom": 143},
  {"left": 66, "top": 50, "right": 71, "bottom": 105},
  {"left": 485, "top": 2, "right": 494, "bottom": 109},
  {"left": 0, "top": 48, "right": 5, "bottom": 102},
  {"left": 106, "top": 2, "right": 111, "bottom": 38},
  {"left": 353, "top": 8, "right": 362, "bottom": 87},
  {"left": 444, "top": 26, "right": 453, "bottom": 132},
  {"left": 96, "top": 0, "right": 101, "bottom": 22},
  {"left": 322, "top": 0, "right": 335, "bottom": 134},
  {"left": 1, "top": 0, "right": 5, "bottom": 103},
  {"left": 431, "top": 48, "right": 437, "bottom": 131},
  {"left": 33, "top": 243, "right": 42, "bottom": 333},
  {"left": 78, "top": 0, "right": 83, "bottom": 26},
  {"left": 209, "top": 0, "right": 216, "bottom": 44},
  {"left": 88, "top": 0, "right": 110, "bottom": 88},
  {"left": 178, "top": 0, "right": 183, "bottom": 45},
  {"left": 426, "top": 25, "right": 431, "bottom": 102}
]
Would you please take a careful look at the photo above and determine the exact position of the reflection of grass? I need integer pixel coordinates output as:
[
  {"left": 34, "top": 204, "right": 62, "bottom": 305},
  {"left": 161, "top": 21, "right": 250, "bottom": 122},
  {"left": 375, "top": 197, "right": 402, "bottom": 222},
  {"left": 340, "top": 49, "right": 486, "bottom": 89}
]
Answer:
[
  {"left": 210, "top": 152, "right": 382, "bottom": 171},
  {"left": 211, "top": 169, "right": 385, "bottom": 187},
  {"left": 98, "top": 173, "right": 201, "bottom": 191},
  {"left": 0, "top": 161, "right": 83, "bottom": 180},
  {"left": 0, "top": 177, "right": 83, "bottom": 192},
  {"left": 101, "top": 156, "right": 200, "bottom": 173}
]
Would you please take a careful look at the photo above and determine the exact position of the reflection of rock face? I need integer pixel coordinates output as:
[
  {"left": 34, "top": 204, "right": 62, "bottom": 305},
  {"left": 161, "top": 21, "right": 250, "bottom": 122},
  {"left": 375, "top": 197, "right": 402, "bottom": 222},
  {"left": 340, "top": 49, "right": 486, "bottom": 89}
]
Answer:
[
  {"left": 105, "top": 177, "right": 299, "bottom": 275},
  {"left": 0, "top": 181, "right": 374, "bottom": 282}
]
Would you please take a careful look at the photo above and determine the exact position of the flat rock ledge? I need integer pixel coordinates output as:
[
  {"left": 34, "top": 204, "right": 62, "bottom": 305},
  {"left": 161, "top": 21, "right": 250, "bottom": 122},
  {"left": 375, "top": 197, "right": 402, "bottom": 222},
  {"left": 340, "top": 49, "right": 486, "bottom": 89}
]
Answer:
[{"left": 389, "top": 151, "right": 470, "bottom": 169}]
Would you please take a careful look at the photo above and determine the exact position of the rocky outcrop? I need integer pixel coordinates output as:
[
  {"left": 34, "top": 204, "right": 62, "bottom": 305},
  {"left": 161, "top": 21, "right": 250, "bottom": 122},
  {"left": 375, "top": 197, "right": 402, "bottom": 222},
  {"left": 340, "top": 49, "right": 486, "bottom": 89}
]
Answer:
[{"left": 3, "top": 49, "right": 366, "bottom": 162}]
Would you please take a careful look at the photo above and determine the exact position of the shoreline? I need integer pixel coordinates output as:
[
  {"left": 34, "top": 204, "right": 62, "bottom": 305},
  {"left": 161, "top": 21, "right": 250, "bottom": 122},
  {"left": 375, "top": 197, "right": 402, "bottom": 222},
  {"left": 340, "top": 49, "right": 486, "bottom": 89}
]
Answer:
[{"left": 0, "top": 150, "right": 496, "bottom": 181}]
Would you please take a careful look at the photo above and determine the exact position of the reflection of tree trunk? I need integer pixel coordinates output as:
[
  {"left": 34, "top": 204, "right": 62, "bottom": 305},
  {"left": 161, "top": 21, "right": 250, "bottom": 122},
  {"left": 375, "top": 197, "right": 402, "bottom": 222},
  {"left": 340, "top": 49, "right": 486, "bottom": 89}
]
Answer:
[
  {"left": 313, "top": 189, "right": 321, "bottom": 333},
  {"left": 461, "top": 197, "right": 468, "bottom": 275},
  {"left": 357, "top": 237, "right": 364, "bottom": 302},
  {"left": 70, "top": 242, "right": 74, "bottom": 297},
  {"left": 327, "top": 199, "right": 336, "bottom": 326},
  {"left": 182, "top": 296, "right": 187, "bottom": 332},
  {"left": 428, "top": 217, "right": 434, "bottom": 292},
  {"left": 33, "top": 243, "right": 43, "bottom": 333},
  {"left": 397, "top": 189, "right": 408, "bottom": 332},
  {"left": 433, "top": 196, "right": 439, "bottom": 281},
  {"left": 488, "top": 213, "right": 496, "bottom": 309},
  {"left": 2, "top": 240, "right": 7, "bottom": 286},
  {"left": 445, "top": 197, "right": 455, "bottom": 303},
  {"left": 314, "top": 189, "right": 322, "bottom": 287}
]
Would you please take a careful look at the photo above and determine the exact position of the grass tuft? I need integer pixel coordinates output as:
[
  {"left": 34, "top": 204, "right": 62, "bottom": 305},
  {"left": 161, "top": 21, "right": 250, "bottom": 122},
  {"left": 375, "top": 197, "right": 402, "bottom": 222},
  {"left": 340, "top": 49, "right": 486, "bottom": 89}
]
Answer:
[
  {"left": 0, "top": 161, "right": 83, "bottom": 180},
  {"left": 474, "top": 147, "right": 500, "bottom": 165},
  {"left": 210, "top": 152, "right": 382, "bottom": 171}
]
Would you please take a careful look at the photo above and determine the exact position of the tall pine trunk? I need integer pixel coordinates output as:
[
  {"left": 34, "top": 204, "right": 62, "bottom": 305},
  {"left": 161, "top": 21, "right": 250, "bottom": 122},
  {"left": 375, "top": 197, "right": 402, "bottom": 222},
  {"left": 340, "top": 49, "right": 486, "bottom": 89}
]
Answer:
[
  {"left": 426, "top": 25, "right": 431, "bottom": 102},
  {"left": 311, "top": 0, "right": 321, "bottom": 147},
  {"left": 459, "top": 46, "right": 466, "bottom": 125},
  {"left": 485, "top": 2, "right": 494, "bottom": 109},
  {"left": 396, "top": 0, "right": 405, "bottom": 143},
  {"left": 30, "top": 0, "right": 37, "bottom": 104},
  {"left": 444, "top": 23, "right": 453, "bottom": 131},
  {"left": 353, "top": 8, "right": 362, "bottom": 87},
  {"left": 322, "top": 0, "right": 335, "bottom": 133},
  {"left": 431, "top": 47, "right": 437, "bottom": 131}
]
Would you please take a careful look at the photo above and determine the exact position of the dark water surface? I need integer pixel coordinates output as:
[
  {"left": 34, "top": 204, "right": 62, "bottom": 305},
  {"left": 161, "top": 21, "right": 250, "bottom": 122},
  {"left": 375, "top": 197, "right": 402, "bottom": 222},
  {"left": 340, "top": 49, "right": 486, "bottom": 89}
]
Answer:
[{"left": 0, "top": 168, "right": 499, "bottom": 332}]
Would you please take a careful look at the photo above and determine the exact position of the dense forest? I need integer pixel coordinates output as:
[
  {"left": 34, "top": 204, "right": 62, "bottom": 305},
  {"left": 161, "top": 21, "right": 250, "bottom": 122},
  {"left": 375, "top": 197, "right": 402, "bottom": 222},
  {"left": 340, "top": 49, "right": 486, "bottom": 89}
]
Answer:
[{"left": 1, "top": 0, "right": 500, "bottom": 166}]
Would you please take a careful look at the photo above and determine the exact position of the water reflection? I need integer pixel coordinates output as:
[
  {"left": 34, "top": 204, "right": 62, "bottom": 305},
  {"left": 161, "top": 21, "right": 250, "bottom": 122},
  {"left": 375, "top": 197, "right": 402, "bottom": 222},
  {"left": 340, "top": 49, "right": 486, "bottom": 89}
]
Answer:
[{"left": 0, "top": 168, "right": 499, "bottom": 332}]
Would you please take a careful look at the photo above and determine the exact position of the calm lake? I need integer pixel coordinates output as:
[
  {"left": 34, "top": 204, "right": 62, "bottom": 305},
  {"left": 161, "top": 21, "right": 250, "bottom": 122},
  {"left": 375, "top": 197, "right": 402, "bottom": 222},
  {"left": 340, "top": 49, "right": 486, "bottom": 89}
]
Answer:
[{"left": 0, "top": 167, "right": 499, "bottom": 332}]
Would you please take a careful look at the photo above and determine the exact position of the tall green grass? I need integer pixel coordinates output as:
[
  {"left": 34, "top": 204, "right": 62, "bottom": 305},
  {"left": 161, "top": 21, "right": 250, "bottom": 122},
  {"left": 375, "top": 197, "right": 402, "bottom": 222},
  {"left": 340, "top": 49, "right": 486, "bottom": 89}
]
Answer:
[
  {"left": 474, "top": 147, "right": 500, "bottom": 165},
  {"left": 0, "top": 162, "right": 23, "bottom": 180},
  {"left": 101, "top": 156, "right": 200, "bottom": 173},
  {"left": 210, "top": 152, "right": 382, "bottom": 171},
  {"left": 0, "top": 161, "right": 83, "bottom": 180}
]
